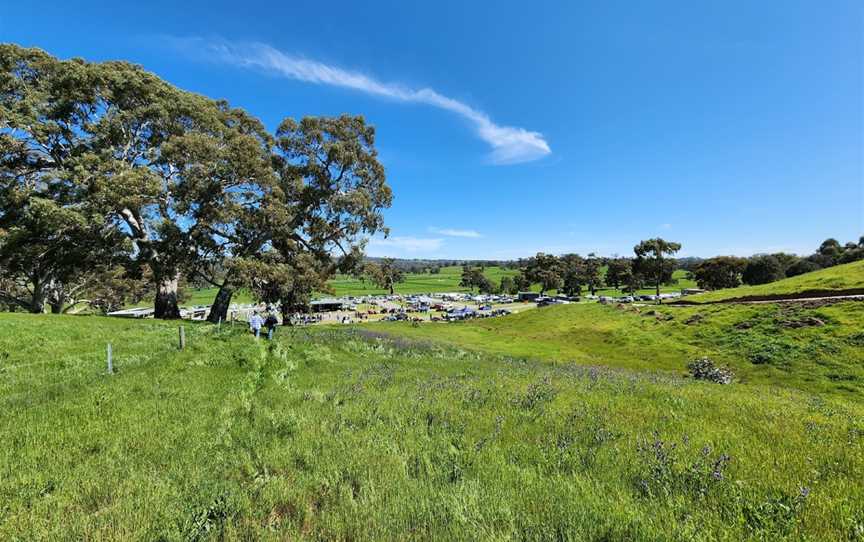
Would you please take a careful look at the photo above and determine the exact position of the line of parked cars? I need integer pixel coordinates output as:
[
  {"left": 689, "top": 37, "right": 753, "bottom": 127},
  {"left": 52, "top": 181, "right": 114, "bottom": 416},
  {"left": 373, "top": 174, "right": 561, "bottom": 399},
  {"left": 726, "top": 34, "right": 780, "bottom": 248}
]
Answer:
[
  {"left": 598, "top": 292, "right": 683, "bottom": 304},
  {"left": 536, "top": 295, "right": 579, "bottom": 307}
]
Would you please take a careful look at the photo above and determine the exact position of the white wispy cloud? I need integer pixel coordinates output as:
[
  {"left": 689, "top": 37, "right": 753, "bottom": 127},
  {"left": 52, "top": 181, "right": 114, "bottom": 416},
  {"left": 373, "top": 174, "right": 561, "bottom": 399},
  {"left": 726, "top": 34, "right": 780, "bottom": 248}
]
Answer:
[
  {"left": 428, "top": 227, "right": 483, "bottom": 238},
  {"left": 167, "top": 37, "right": 551, "bottom": 165},
  {"left": 367, "top": 236, "right": 443, "bottom": 254}
]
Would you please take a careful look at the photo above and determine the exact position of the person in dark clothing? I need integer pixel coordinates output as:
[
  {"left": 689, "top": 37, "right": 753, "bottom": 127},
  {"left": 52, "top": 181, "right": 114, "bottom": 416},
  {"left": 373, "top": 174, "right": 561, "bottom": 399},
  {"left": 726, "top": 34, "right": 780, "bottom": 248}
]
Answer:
[{"left": 264, "top": 310, "right": 279, "bottom": 340}]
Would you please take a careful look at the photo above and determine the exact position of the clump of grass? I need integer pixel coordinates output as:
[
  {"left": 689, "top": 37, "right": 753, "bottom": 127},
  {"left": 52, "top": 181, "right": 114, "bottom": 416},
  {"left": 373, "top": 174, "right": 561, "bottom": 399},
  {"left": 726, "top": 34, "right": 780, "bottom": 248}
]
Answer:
[{"left": 634, "top": 433, "right": 731, "bottom": 499}]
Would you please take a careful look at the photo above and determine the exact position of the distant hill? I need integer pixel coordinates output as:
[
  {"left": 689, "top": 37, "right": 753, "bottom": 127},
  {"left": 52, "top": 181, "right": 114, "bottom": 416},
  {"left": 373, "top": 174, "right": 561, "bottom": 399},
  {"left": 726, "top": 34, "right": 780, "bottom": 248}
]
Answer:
[
  {"left": 682, "top": 260, "right": 864, "bottom": 303},
  {"left": 364, "top": 257, "right": 518, "bottom": 271}
]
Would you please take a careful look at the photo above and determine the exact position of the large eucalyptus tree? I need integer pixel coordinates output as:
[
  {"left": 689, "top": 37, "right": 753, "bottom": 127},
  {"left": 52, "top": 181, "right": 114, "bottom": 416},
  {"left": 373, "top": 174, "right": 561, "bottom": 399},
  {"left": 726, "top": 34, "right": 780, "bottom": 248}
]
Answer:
[
  {"left": 222, "top": 115, "right": 392, "bottom": 322},
  {"left": 1, "top": 46, "right": 392, "bottom": 320},
  {"left": 0, "top": 45, "right": 273, "bottom": 317}
]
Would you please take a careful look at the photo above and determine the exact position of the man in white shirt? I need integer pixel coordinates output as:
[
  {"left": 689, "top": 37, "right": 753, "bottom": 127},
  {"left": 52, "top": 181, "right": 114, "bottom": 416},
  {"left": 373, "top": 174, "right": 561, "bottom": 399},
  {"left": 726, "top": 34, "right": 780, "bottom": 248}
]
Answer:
[{"left": 249, "top": 311, "right": 264, "bottom": 338}]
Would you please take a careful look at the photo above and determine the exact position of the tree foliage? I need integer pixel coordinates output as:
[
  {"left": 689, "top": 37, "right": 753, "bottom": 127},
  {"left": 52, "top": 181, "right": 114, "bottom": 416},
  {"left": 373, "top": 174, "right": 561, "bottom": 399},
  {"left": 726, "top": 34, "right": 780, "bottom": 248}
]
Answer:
[
  {"left": 693, "top": 256, "right": 746, "bottom": 290},
  {"left": 365, "top": 258, "right": 404, "bottom": 295},
  {"left": 605, "top": 258, "right": 631, "bottom": 291},
  {"left": 460, "top": 266, "right": 493, "bottom": 293},
  {"left": 742, "top": 255, "right": 785, "bottom": 285},
  {"left": 633, "top": 238, "right": 681, "bottom": 301},
  {"left": 522, "top": 253, "right": 562, "bottom": 295},
  {"left": 499, "top": 276, "right": 517, "bottom": 295},
  {"left": 0, "top": 46, "right": 392, "bottom": 318}
]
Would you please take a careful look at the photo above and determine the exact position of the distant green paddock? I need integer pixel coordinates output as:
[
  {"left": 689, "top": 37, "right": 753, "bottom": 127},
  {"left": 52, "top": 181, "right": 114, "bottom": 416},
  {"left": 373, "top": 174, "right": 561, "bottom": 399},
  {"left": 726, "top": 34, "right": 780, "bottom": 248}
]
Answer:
[{"left": 326, "top": 265, "right": 520, "bottom": 297}]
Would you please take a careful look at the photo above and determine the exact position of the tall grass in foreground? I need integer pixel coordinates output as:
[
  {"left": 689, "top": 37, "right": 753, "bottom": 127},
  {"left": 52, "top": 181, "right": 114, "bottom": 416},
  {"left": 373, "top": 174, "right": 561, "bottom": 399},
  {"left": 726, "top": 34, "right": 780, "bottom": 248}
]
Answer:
[{"left": 0, "top": 314, "right": 862, "bottom": 540}]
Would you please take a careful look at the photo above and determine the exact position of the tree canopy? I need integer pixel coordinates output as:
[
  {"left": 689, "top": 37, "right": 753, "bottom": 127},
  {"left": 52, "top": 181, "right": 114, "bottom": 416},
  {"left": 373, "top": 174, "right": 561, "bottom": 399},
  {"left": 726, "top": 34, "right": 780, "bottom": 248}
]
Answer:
[
  {"left": 365, "top": 258, "right": 404, "bottom": 295},
  {"left": 742, "top": 255, "right": 784, "bottom": 286},
  {"left": 522, "top": 253, "right": 562, "bottom": 295},
  {"left": 633, "top": 238, "right": 681, "bottom": 301},
  {"left": 0, "top": 45, "right": 392, "bottom": 317},
  {"left": 693, "top": 256, "right": 746, "bottom": 290}
]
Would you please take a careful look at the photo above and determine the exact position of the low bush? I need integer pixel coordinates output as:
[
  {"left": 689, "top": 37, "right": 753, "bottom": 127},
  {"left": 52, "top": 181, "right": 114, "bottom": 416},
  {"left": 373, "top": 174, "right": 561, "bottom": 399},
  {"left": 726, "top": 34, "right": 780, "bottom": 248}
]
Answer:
[{"left": 687, "top": 357, "right": 734, "bottom": 384}]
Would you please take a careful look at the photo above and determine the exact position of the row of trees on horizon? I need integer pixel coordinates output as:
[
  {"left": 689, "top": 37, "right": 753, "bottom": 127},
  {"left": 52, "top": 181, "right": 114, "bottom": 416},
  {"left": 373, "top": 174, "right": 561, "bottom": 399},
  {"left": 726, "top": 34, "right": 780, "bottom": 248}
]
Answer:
[
  {"left": 456, "top": 238, "right": 684, "bottom": 297},
  {"left": 446, "top": 236, "right": 863, "bottom": 297}
]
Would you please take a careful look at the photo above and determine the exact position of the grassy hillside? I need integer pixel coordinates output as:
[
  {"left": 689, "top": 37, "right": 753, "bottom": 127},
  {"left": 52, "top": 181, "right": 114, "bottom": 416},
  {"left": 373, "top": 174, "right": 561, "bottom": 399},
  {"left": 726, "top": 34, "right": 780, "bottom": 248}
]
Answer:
[
  {"left": 0, "top": 314, "right": 862, "bottom": 540},
  {"left": 365, "top": 301, "right": 864, "bottom": 397},
  {"left": 684, "top": 261, "right": 864, "bottom": 303}
]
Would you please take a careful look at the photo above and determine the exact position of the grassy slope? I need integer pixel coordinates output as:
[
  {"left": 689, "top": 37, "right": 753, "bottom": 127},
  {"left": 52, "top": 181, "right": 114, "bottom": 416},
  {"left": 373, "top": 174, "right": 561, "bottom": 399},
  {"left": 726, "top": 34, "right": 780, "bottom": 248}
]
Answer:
[
  {"left": 0, "top": 314, "right": 861, "bottom": 540},
  {"left": 365, "top": 301, "right": 864, "bottom": 398},
  {"left": 684, "top": 261, "right": 864, "bottom": 303}
]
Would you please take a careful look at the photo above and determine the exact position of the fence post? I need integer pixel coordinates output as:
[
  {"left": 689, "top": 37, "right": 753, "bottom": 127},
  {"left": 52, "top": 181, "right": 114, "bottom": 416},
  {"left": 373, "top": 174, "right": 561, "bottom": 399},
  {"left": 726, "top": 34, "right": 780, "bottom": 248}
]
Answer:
[
  {"left": 107, "top": 343, "right": 113, "bottom": 374},
  {"left": 179, "top": 326, "right": 186, "bottom": 350}
]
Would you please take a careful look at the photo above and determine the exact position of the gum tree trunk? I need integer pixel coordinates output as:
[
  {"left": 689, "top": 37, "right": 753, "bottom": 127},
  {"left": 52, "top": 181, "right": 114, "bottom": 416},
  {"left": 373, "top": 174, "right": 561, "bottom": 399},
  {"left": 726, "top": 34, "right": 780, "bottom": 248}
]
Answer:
[
  {"left": 206, "top": 284, "right": 233, "bottom": 324},
  {"left": 30, "top": 289, "right": 46, "bottom": 314},
  {"left": 48, "top": 280, "right": 66, "bottom": 314},
  {"left": 29, "top": 276, "right": 47, "bottom": 314},
  {"left": 154, "top": 274, "right": 181, "bottom": 319},
  {"left": 280, "top": 303, "right": 293, "bottom": 326}
]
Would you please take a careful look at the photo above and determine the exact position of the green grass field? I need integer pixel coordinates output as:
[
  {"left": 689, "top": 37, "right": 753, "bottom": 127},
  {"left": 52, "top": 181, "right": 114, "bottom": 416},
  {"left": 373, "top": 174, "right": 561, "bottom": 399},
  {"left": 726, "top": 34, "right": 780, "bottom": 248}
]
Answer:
[
  {"left": 326, "top": 265, "right": 519, "bottom": 297},
  {"left": 683, "top": 261, "right": 864, "bottom": 303},
  {"left": 365, "top": 300, "right": 864, "bottom": 398},
  {"left": 1, "top": 313, "right": 862, "bottom": 540}
]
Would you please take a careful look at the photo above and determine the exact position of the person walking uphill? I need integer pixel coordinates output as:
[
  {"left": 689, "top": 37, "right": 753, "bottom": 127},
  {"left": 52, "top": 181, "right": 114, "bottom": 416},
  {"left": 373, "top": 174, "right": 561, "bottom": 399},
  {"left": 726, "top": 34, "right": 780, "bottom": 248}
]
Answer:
[
  {"left": 264, "top": 309, "right": 279, "bottom": 340},
  {"left": 249, "top": 311, "right": 264, "bottom": 339}
]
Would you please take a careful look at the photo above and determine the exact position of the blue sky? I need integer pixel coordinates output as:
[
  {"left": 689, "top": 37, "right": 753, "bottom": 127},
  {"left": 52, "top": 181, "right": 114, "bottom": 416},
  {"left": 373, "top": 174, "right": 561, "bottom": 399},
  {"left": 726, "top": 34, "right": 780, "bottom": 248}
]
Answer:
[{"left": 3, "top": 0, "right": 862, "bottom": 259}]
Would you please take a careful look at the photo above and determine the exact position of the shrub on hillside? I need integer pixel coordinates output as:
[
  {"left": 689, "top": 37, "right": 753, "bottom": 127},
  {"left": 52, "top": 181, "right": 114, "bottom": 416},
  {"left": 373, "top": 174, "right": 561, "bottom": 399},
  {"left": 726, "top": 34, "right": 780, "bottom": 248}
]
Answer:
[
  {"left": 693, "top": 256, "right": 747, "bottom": 290},
  {"left": 742, "top": 255, "right": 785, "bottom": 285},
  {"left": 687, "top": 357, "right": 734, "bottom": 384},
  {"left": 785, "top": 259, "right": 821, "bottom": 278}
]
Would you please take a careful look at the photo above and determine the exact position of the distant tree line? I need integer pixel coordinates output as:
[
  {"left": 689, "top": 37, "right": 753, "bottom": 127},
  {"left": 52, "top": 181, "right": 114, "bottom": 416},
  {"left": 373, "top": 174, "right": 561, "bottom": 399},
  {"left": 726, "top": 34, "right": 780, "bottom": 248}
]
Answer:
[
  {"left": 361, "top": 257, "right": 518, "bottom": 275},
  {"left": 691, "top": 237, "right": 864, "bottom": 291},
  {"left": 449, "top": 238, "right": 682, "bottom": 302},
  {"left": 495, "top": 236, "right": 862, "bottom": 298},
  {"left": 0, "top": 45, "right": 392, "bottom": 320}
]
